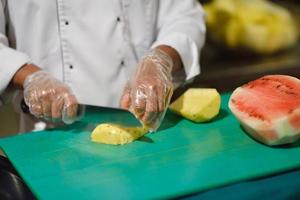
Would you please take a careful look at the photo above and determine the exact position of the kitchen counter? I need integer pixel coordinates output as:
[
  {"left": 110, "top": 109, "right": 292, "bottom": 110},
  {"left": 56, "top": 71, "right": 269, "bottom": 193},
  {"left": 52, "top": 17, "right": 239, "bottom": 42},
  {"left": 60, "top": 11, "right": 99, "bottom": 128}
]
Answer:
[{"left": 188, "top": 43, "right": 300, "bottom": 93}]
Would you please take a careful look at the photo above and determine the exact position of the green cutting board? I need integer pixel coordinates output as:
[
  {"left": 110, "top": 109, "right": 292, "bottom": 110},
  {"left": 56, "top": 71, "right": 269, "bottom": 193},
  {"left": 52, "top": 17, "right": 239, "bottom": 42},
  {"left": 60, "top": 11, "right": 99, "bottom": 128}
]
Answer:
[{"left": 1, "top": 93, "right": 300, "bottom": 199}]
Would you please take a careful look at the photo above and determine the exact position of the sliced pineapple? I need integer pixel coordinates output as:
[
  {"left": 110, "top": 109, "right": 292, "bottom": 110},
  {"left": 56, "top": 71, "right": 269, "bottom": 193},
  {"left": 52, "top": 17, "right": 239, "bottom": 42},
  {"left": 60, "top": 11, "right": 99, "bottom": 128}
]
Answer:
[
  {"left": 91, "top": 123, "right": 149, "bottom": 145},
  {"left": 169, "top": 88, "right": 221, "bottom": 122}
]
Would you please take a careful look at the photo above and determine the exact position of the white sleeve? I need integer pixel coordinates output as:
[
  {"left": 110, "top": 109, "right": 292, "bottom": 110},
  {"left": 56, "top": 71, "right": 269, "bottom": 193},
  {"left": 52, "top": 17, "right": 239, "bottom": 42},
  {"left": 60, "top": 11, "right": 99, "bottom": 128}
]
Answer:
[
  {"left": 0, "top": 0, "right": 31, "bottom": 95},
  {"left": 151, "top": 0, "right": 206, "bottom": 80}
]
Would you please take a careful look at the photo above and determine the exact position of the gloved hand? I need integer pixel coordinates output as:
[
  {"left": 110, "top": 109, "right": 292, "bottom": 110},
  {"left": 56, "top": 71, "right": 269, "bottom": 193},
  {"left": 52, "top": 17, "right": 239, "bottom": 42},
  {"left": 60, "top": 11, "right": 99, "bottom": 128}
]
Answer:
[
  {"left": 120, "top": 48, "right": 174, "bottom": 131},
  {"left": 23, "top": 71, "right": 80, "bottom": 124}
]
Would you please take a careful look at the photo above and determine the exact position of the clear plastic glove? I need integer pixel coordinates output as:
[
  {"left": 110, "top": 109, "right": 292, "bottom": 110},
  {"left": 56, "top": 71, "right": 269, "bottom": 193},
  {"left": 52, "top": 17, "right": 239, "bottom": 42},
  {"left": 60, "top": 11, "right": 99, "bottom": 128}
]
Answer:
[
  {"left": 23, "top": 71, "right": 80, "bottom": 124},
  {"left": 120, "top": 48, "right": 174, "bottom": 131}
]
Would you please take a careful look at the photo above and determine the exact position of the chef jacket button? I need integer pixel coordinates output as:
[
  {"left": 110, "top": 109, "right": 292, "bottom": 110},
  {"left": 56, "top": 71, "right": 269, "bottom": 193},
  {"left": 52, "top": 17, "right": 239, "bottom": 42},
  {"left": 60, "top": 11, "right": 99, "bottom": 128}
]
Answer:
[
  {"left": 65, "top": 21, "right": 69, "bottom": 25},
  {"left": 69, "top": 65, "right": 73, "bottom": 69},
  {"left": 120, "top": 60, "right": 125, "bottom": 66},
  {"left": 117, "top": 17, "right": 121, "bottom": 22}
]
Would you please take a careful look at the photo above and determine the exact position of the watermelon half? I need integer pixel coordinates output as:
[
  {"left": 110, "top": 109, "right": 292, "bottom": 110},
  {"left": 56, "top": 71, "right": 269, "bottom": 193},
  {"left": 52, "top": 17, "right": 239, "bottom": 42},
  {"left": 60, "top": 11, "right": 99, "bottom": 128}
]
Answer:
[{"left": 229, "top": 75, "right": 300, "bottom": 145}]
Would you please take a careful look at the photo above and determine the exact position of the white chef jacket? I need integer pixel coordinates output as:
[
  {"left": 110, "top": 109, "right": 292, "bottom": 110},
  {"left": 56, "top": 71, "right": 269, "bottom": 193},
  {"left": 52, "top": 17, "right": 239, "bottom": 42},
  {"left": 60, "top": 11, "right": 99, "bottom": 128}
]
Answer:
[{"left": 0, "top": 0, "right": 205, "bottom": 106}]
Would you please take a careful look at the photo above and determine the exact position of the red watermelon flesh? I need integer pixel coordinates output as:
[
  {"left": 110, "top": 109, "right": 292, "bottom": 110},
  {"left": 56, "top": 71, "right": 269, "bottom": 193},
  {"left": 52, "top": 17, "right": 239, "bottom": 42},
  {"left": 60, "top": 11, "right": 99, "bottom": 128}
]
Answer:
[{"left": 229, "top": 75, "right": 300, "bottom": 145}]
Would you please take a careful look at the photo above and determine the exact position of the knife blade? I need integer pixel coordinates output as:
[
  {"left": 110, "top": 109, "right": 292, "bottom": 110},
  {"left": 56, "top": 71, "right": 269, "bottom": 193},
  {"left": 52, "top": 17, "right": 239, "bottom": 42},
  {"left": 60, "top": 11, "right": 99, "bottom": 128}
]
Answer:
[
  {"left": 83, "top": 104, "right": 142, "bottom": 127},
  {"left": 20, "top": 99, "right": 142, "bottom": 127}
]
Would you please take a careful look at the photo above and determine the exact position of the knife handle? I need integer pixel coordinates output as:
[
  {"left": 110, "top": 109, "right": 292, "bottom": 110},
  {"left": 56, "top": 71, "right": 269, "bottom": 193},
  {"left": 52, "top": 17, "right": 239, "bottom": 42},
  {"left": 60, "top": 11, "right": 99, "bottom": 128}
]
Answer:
[{"left": 20, "top": 98, "right": 30, "bottom": 114}]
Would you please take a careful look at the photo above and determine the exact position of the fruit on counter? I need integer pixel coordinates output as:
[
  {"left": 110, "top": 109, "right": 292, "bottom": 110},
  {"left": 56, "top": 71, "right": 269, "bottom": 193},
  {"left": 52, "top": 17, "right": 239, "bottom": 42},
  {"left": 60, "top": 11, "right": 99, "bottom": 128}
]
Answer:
[
  {"left": 229, "top": 75, "right": 300, "bottom": 145},
  {"left": 204, "top": 0, "right": 298, "bottom": 54},
  {"left": 169, "top": 88, "right": 221, "bottom": 122},
  {"left": 91, "top": 123, "right": 149, "bottom": 145}
]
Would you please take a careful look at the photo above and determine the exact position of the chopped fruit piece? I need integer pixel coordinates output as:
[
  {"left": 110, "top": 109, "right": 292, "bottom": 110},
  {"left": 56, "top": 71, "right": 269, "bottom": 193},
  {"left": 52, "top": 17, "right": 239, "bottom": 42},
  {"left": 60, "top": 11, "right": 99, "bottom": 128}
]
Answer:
[
  {"left": 229, "top": 75, "right": 300, "bottom": 145},
  {"left": 169, "top": 88, "right": 221, "bottom": 122},
  {"left": 91, "top": 123, "right": 149, "bottom": 145}
]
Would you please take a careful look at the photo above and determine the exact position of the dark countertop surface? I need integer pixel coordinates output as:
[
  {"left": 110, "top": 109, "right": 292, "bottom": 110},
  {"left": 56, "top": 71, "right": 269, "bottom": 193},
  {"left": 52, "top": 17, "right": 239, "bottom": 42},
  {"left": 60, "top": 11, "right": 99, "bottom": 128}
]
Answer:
[{"left": 192, "top": 43, "right": 300, "bottom": 92}]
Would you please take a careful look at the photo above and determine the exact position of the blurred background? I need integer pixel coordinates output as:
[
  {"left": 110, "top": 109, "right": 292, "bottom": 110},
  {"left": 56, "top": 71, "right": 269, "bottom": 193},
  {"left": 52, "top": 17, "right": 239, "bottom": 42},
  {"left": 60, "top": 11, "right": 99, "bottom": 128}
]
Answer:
[
  {"left": 0, "top": 0, "right": 299, "bottom": 137},
  {"left": 195, "top": 0, "right": 300, "bottom": 91}
]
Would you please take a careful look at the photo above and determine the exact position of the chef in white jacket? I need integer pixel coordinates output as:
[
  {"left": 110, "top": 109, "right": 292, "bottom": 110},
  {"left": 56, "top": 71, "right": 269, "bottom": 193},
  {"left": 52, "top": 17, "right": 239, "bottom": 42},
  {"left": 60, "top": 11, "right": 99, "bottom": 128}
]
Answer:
[{"left": 0, "top": 0, "right": 205, "bottom": 132}]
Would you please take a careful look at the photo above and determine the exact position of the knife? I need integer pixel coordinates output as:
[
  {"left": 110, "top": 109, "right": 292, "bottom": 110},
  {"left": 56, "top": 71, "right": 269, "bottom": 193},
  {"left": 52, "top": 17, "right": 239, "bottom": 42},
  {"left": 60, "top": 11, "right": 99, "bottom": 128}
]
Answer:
[{"left": 20, "top": 99, "right": 142, "bottom": 127}]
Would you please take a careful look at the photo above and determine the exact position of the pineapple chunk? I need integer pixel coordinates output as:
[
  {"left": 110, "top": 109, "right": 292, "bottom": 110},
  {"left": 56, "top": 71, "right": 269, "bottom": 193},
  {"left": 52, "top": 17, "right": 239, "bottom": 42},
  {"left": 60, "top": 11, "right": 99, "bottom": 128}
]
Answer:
[
  {"left": 169, "top": 88, "right": 221, "bottom": 122},
  {"left": 91, "top": 123, "right": 149, "bottom": 145}
]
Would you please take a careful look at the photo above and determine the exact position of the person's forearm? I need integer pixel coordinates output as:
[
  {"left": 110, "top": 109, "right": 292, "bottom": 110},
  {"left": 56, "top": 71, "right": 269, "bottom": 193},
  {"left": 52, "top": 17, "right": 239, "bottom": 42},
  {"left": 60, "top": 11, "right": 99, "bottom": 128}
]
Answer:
[
  {"left": 156, "top": 45, "right": 183, "bottom": 75},
  {"left": 11, "top": 63, "right": 41, "bottom": 89}
]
